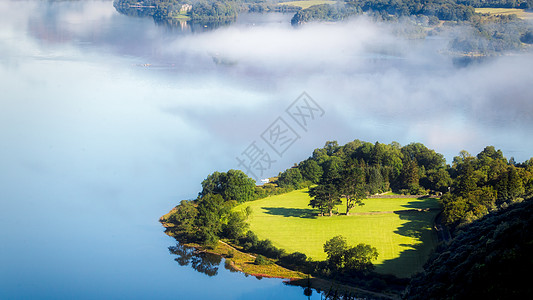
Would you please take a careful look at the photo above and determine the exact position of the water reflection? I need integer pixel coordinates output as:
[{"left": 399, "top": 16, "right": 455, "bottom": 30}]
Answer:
[
  {"left": 169, "top": 243, "right": 222, "bottom": 277},
  {"left": 155, "top": 18, "right": 236, "bottom": 32}
]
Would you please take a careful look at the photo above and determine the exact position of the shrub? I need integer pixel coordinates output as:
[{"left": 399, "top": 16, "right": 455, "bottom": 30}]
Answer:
[
  {"left": 226, "top": 249, "right": 234, "bottom": 258},
  {"left": 254, "top": 255, "right": 272, "bottom": 265}
]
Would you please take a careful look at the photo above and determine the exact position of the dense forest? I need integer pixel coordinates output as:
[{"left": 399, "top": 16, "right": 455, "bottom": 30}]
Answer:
[
  {"left": 459, "top": 0, "right": 533, "bottom": 8},
  {"left": 161, "top": 139, "right": 533, "bottom": 295},
  {"left": 291, "top": 0, "right": 477, "bottom": 25}
]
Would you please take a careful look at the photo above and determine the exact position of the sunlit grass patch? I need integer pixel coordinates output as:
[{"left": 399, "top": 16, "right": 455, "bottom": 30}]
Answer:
[
  {"left": 475, "top": 8, "right": 533, "bottom": 20},
  {"left": 235, "top": 189, "right": 440, "bottom": 277},
  {"left": 278, "top": 0, "right": 337, "bottom": 9}
]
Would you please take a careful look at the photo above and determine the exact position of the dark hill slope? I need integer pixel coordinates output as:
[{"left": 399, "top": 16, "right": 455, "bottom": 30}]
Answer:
[{"left": 406, "top": 197, "right": 533, "bottom": 299}]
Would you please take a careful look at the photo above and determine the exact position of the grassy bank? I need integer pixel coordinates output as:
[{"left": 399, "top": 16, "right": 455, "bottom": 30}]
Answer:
[
  {"left": 475, "top": 8, "right": 533, "bottom": 20},
  {"left": 279, "top": 0, "right": 337, "bottom": 9},
  {"left": 234, "top": 189, "right": 440, "bottom": 278},
  {"left": 195, "top": 240, "right": 307, "bottom": 279}
]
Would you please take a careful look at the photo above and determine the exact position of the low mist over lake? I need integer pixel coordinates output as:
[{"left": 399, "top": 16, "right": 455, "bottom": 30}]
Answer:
[{"left": 1, "top": 0, "right": 532, "bottom": 299}]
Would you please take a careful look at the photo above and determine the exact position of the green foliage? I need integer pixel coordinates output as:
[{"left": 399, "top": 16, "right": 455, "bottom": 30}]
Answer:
[
  {"left": 291, "top": 3, "right": 361, "bottom": 25},
  {"left": 278, "top": 167, "right": 304, "bottom": 190},
  {"left": 323, "top": 235, "right": 378, "bottom": 272},
  {"left": 238, "top": 230, "right": 286, "bottom": 259},
  {"left": 305, "top": 139, "right": 455, "bottom": 216},
  {"left": 196, "top": 193, "right": 227, "bottom": 246},
  {"left": 241, "top": 230, "right": 259, "bottom": 251},
  {"left": 401, "top": 143, "right": 446, "bottom": 171},
  {"left": 199, "top": 169, "right": 255, "bottom": 203},
  {"left": 399, "top": 161, "right": 419, "bottom": 191},
  {"left": 424, "top": 168, "right": 453, "bottom": 193},
  {"left": 224, "top": 169, "right": 256, "bottom": 203},
  {"left": 440, "top": 146, "right": 533, "bottom": 228},
  {"left": 309, "top": 182, "right": 342, "bottom": 216},
  {"left": 323, "top": 235, "right": 347, "bottom": 269},
  {"left": 459, "top": 0, "right": 529, "bottom": 9},
  {"left": 278, "top": 252, "right": 308, "bottom": 269},
  {"left": 496, "top": 165, "right": 525, "bottom": 202},
  {"left": 222, "top": 211, "right": 249, "bottom": 240},
  {"left": 301, "top": 140, "right": 532, "bottom": 232},
  {"left": 166, "top": 184, "right": 251, "bottom": 247},
  {"left": 343, "top": 0, "right": 476, "bottom": 22},
  {"left": 343, "top": 243, "right": 379, "bottom": 272},
  {"left": 169, "top": 200, "right": 198, "bottom": 235},
  {"left": 254, "top": 254, "right": 272, "bottom": 265},
  {"left": 191, "top": 0, "right": 238, "bottom": 21},
  {"left": 299, "top": 159, "right": 323, "bottom": 184},
  {"left": 339, "top": 159, "right": 366, "bottom": 214},
  {"left": 224, "top": 249, "right": 235, "bottom": 258},
  {"left": 254, "top": 182, "right": 292, "bottom": 199},
  {"left": 321, "top": 155, "right": 344, "bottom": 181}
]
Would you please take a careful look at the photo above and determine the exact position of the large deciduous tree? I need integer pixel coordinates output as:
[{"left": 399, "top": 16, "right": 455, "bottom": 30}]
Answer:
[
  {"left": 309, "top": 182, "right": 341, "bottom": 216},
  {"left": 323, "top": 235, "right": 347, "bottom": 269},
  {"left": 196, "top": 193, "right": 227, "bottom": 247},
  {"left": 199, "top": 169, "right": 255, "bottom": 203},
  {"left": 339, "top": 159, "right": 366, "bottom": 215},
  {"left": 323, "top": 235, "right": 378, "bottom": 272}
]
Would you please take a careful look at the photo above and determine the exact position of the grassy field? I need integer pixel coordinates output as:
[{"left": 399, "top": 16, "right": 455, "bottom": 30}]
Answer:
[
  {"left": 475, "top": 8, "right": 533, "bottom": 20},
  {"left": 278, "top": 0, "right": 337, "bottom": 9},
  {"left": 234, "top": 189, "right": 440, "bottom": 278}
]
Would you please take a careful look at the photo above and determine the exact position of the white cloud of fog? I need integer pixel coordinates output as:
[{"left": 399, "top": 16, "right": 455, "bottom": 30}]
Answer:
[
  {"left": 172, "top": 18, "right": 391, "bottom": 70},
  {"left": 158, "top": 16, "right": 533, "bottom": 163}
]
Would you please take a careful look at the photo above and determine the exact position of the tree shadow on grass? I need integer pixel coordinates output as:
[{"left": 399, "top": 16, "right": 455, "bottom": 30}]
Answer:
[
  {"left": 399, "top": 197, "right": 441, "bottom": 210},
  {"left": 394, "top": 211, "right": 435, "bottom": 239},
  {"left": 377, "top": 210, "right": 440, "bottom": 278},
  {"left": 261, "top": 207, "right": 318, "bottom": 219}
]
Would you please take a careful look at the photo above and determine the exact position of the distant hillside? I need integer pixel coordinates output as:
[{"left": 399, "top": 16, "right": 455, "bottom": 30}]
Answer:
[{"left": 406, "top": 196, "right": 533, "bottom": 299}]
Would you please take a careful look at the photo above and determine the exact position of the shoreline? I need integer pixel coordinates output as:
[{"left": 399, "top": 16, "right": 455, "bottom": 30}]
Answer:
[{"left": 162, "top": 223, "right": 402, "bottom": 299}]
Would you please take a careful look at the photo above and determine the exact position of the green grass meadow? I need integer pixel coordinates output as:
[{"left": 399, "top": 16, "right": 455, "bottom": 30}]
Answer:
[
  {"left": 234, "top": 189, "right": 440, "bottom": 278},
  {"left": 475, "top": 8, "right": 533, "bottom": 20}
]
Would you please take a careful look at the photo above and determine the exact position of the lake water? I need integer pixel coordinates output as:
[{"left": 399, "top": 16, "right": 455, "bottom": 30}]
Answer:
[{"left": 1, "top": 0, "right": 532, "bottom": 299}]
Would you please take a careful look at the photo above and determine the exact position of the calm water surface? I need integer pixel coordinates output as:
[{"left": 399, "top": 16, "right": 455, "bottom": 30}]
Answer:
[{"left": 1, "top": 0, "right": 532, "bottom": 299}]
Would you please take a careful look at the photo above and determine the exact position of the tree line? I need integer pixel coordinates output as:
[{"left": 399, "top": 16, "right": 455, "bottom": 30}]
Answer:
[
  {"left": 441, "top": 146, "right": 533, "bottom": 229},
  {"left": 275, "top": 140, "right": 533, "bottom": 232},
  {"left": 291, "top": 0, "right": 477, "bottom": 25},
  {"left": 274, "top": 140, "right": 449, "bottom": 215},
  {"left": 114, "top": 0, "right": 240, "bottom": 22},
  {"left": 165, "top": 139, "right": 533, "bottom": 240}
]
